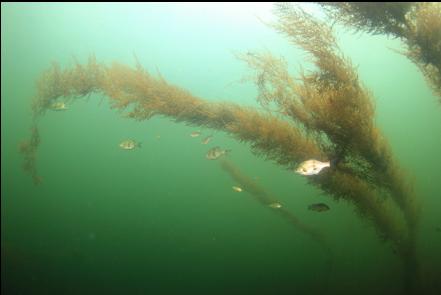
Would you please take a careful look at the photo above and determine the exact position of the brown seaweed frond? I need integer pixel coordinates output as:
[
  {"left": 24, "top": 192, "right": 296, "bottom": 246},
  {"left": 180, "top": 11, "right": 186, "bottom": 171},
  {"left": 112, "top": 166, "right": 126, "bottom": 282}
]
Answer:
[
  {"left": 318, "top": 2, "right": 413, "bottom": 37},
  {"left": 99, "top": 61, "right": 326, "bottom": 166},
  {"left": 252, "top": 4, "right": 380, "bottom": 169},
  {"left": 249, "top": 5, "right": 385, "bottom": 187},
  {"left": 32, "top": 55, "right": 104, "bottom": 117},
  {"left": 22, "top": 58, "right": 325, "bottom": 182},
  {"left": 237, "top": 48, "right": 380, "bottom": 172},
  {"left": 404, "top": 2, "right": 441, "bottom": 99},
  {"left": 236, "top": 51, "right": 311, "bottom": 127},
  {"left": 319, "top": 2, "right": 441, "bottom": 101}
]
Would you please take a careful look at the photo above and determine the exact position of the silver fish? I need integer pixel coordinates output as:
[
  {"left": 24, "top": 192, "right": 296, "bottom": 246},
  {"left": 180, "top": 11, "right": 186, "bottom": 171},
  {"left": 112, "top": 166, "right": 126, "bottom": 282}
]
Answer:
[
  {"left": 119, "top": 139, "right": 141, "bottom": 150},
  {"left": 295, "top": 159, "right": 330, "bottom": 176},
  {"left": 206, "top": 146, "right": 230, "bottom": 160},
  {"left": 268, "top": 202, "right": 282, "bottom": 209},
  {"left": 232, "top": 186, "right": 242, "bottom": 192},
  {"left": 308, "top": 203, "right": 330, "bottom": 212},
  {"left": 201, "top": 135, "right": 213, "bottom": 145},
  {"left": 50, "top": 102, "right": 68, "bottom": 111},
  {"left": 190, "top": 131, "right": 201, "bottom": 138}
]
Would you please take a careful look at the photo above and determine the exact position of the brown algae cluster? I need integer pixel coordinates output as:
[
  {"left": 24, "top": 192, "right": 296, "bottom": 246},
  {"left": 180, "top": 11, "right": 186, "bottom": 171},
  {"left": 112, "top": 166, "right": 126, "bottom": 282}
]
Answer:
[
  {"left": 19, "top": 3, "right": 436, "bottom": 293},
  {"left": 319, "top": 2, "right": 441, "bottom": 101}
]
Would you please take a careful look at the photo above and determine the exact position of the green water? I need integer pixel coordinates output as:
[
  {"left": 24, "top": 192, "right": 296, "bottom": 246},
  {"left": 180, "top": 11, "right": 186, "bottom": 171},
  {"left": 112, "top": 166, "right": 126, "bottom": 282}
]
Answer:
[{"left": 1, "top": 3, "right": 441, "bottom": 295}]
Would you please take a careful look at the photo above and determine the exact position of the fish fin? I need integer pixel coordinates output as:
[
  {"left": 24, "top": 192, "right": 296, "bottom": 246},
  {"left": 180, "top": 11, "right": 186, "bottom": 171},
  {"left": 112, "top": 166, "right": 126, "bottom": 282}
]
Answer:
[{"left": 137, "top": 142, "right": 142, "bottom": 148}]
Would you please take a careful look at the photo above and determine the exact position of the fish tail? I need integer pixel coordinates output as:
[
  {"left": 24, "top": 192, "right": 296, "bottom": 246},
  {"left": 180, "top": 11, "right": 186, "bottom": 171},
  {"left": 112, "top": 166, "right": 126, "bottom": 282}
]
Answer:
[
  {"left": 329, "top": 158, "right": 339, "bottom": 167},
  {"left": 330, "top": 149, "right": 346, "bottom": 167}
]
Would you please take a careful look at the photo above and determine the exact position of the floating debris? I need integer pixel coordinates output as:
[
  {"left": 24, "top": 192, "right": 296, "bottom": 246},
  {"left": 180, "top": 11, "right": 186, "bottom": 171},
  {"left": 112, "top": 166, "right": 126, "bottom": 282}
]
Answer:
[
  {"left": 295, "top": 159, "right": 330, "bottom": 176},
  {"left": 119, "top": 139, "right": 141, "bottom": 150},
  {"left": 190, "top": 131, "right": 201, "bottom": 138},
  {"left": 308, "top": 203, "right": 330, "bottom": 212},
  {"left": 206, "top": 146, "right": 230, "bottom": 160},
  {"left": 232, "top": 186, "right": 243, "bottom": 192},
  {"left": 201, "top": 135, "right": 213, "bottom": 145},
  {"left": 50, "top": 102, "right": 68, "bottom": 111},
  {"left": 268, "top": 202, "right": 282, "bottom": 209}
]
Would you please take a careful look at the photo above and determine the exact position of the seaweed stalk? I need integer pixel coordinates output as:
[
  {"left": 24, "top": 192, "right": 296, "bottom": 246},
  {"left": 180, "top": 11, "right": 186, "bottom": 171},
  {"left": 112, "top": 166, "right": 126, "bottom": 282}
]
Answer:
[
  {"left": 219, "top": 158, "right": 333, "bottom": 290},
  {"left": 219, "top": 158, "right": 330, "bottom": 250}
]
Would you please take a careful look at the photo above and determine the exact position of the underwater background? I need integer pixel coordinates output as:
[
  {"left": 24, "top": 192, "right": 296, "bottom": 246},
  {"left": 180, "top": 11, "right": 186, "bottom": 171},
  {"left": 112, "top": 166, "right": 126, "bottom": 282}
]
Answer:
[{"left": 1, "top": 3, "right": 441, "bottom": 295}]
